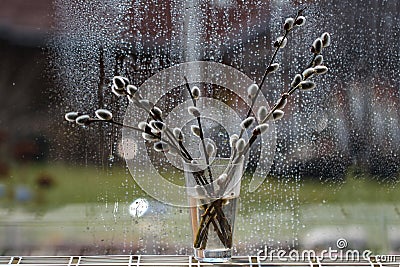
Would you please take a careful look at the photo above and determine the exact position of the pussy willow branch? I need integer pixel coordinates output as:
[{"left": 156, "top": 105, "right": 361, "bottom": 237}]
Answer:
[
  {"left": 229, "top": 8, "right": 305, "bottom": 166},
  {"left": 126, "top": 93, "right": 215, "bottom": 189},
  {"left": 201, "top": 50, "right": 327, "bottom": 246},
  {"left": 88, "top": 116, "right": 232, "bottom": 249},
  {"left": 181, "top": 78, "right": 233, "bottom": 248},
  {"left": 128, "top": 92, "right": 193, "bottom": 160},
  {"left": 183, "top": 76, "right": 214, "bottom": 186},
  {"left": 307, "top": 54, "right": 318, "bottom": 69},
  {"left": 125, "top": 80, "right": 228, "bottom": 246},
  {"left": 238, "top": 53, "right": 322, "bottom": 162},
  {"left": 239, "top": 7, "right": 306, "bottom": 139},
  {"left": 125, "top": 93, "right": 216, "bottom": 188},
  {"left": 194, "top": 8, "right": 311, "bottom": 250},
  {"left": 92, "top": 118, "right": 215, "bottom": 191},
  {"left": 92, "top": 119, "right": 189, "bottom": 161}
]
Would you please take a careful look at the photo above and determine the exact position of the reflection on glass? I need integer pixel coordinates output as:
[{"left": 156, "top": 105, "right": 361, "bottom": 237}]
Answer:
[{"left": 129, "top": 198, "right": 149, "bottom": 218}]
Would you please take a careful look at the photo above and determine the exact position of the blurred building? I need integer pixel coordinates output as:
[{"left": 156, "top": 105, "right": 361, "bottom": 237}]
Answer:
[
  {"left": 1, "top": 0, "right": 399, "bottom": 180},
  {"left": 0, "top": 0, "right": 55, "bottom": 162}
]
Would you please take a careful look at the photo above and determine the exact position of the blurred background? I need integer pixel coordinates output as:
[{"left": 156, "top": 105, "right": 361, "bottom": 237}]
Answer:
[{"left": 0, "top": 0, "right": 399, "bottom": 257}]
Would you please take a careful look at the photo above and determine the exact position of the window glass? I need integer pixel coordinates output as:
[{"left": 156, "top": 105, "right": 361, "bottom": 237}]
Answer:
[{"left": 0, "top": 0, "right": 399, "bottom": 257}]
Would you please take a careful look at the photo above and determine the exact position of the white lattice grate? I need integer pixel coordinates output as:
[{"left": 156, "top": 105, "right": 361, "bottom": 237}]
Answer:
[{"left": 0, "top": 255, "right": 399, "bottom": 266}]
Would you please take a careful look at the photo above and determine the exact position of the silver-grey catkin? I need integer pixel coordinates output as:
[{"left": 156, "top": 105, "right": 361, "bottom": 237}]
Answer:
[
  {"left": 151, "top": 106, "right": 163, "bottom": 118},
  {"left": 311, "top": 38, "right": 323, "bottom": 54},
  {"left": 284, "top": 17, "right": 294, "bottom": 31},
  {"left": 291, "top": 74, "right": 303, "bottom": 88},
  {"left": 253, "top": 123, "right": 269, "bottom": 135},
  {"left": 299, "top": 81, "right": 316, "bottom": 91},
  {"left": 191, "top": 125, "right": 201, "bottom": 137},
  {"left": 206, "top": 143, "right": 215, "bottom": 157},
  {"left": 75, "top": 115, "right": 91, "bottom": 126},
  {"left": 274, "top": 36, "right": 287, "bottom": 48},
  {"left": 314, "top": 65, "right": 328, "bottom": 75},
  {"left": 150, "top": 120, "right": 165, "bottom": 132},
  {"left": 240, "top": 117, "right": 255, "bottom": 129},
  {"left": 142, "top": 132, "right": 158, "bottom": 141},
  {"left": 302, "top": 68, "right": 316, "bottom": 79},
  {"left": 65, "top": 112, "right": 79, "bottom": 122},
  {"left": 121, "top": 76, "right": 130, "bottom": 86},
  {"left": 111, "top": 85, "right": 126, "bottom": 97},
  {"left": 295, "top": 16, "right": 306, "bottom": 26},
  {"left": 138, "top": 99, "right": 151, "bottom": 110},
  {"left": 275, "top": 97, "right": 288, "bottom": 110},
  {"left": 188, "top": 106, "right": 201, "bottom": 117},
  {"left": 138, "top": 121, "right": 147, "bottom": 130},
  {"left": 235, "top": 138, "right": 246, "bottom": 152},
  {"left": 95, "top": 109, "right": 113, "bottom": 121},
  {"left": 217, "top": 173, "right": 227, "bottom": 186},
  {"left": 267, "top": 63, "right": 280, "bottom": 73},
  {"left": 272, "top": 110, "right": 285, "bottom": 121},
  {"left": 173, "top": 127, "right": 184, "bottom": 141},
  {"left": 257, "top": 106, "right": 268, "bottom": 122},
  {"left": 321, "top": 32, "right": 331, "bottom": 47},
  {"left": 154, "top": 141, "right": 169, "bottom": 152},
  {"left": 229, "top": 134, "right": 239, "bottom": 148},
  {"left": 191, "top": 86, "right": 200, "bottom": 100},
  {"left": 113, "top": 76, "right": 127, "bottom": 90},
  {"left": 247, "top": 83, "right": 259, "bottom": 98},
  {"left": 126, "top": 85, "right": 137, "bottom": 95},
  {"left": 313, "top": 55, "right": 323, "bottom": 66}
]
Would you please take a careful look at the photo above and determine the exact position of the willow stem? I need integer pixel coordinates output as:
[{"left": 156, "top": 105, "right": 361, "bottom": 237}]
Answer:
[
  {"left": 183, "top": 76, "right": 214, "bottom": 186},
  {"left": 232, "top": 53, "right": 322, "bottom": 164},
  {"left": 97, "top": 119, "right": 189, "bottom": 161},
  {"left": 239, "top": 8, "right": 305, "bottom": 139},
  {"left": 129, "top": 93, "right": 193, "bottom": 160}
]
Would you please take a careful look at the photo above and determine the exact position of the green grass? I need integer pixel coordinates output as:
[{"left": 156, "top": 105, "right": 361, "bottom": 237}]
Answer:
[
  {"left": 1, "top": 162, "right": 399, "bottom": 212},
  {"left": 301, "top": 169, "right": 400, "bottom": 204},
  {"left": 1, "top": 162, "right": 399, "bottom": 253},
  {"left": 0, "top": 162, "right": 146, "bottom": 210}
]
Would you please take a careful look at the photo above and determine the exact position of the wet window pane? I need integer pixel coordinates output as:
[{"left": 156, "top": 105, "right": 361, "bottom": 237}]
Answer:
[{"left": 0, "top": 0, "right": 399, "bottom": 259}]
